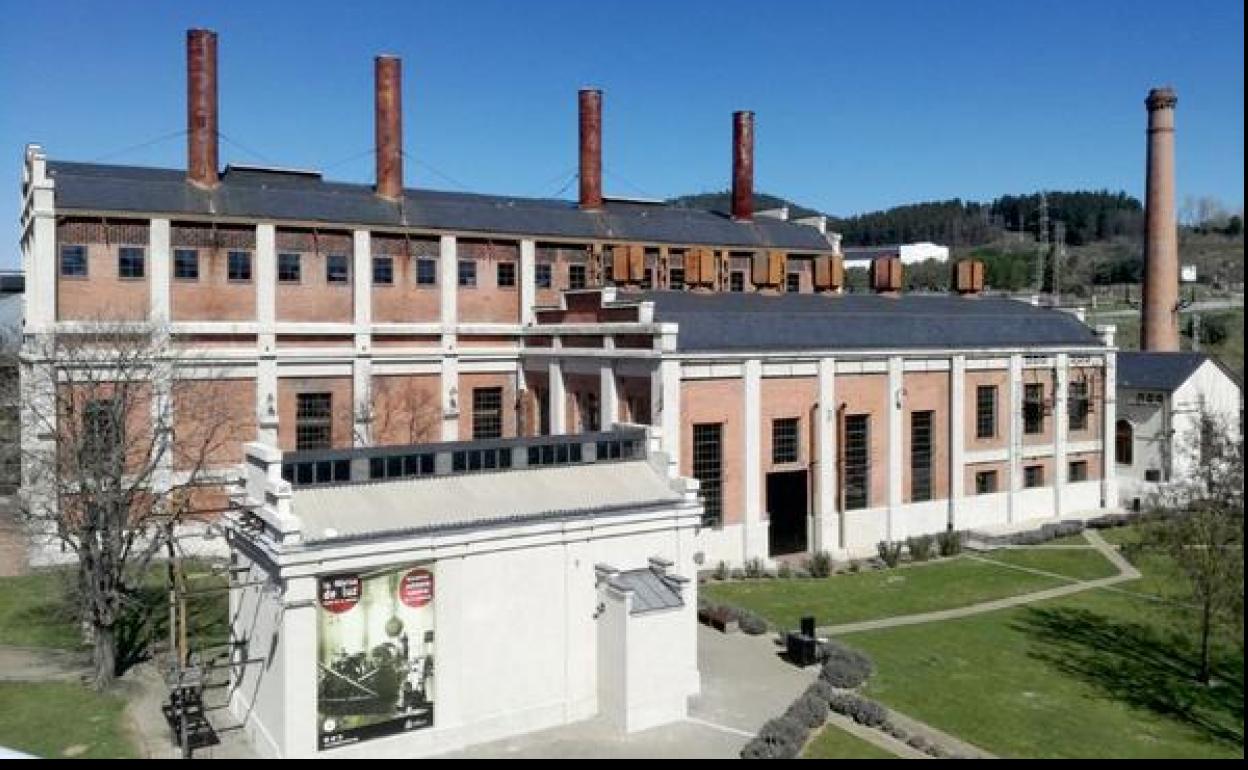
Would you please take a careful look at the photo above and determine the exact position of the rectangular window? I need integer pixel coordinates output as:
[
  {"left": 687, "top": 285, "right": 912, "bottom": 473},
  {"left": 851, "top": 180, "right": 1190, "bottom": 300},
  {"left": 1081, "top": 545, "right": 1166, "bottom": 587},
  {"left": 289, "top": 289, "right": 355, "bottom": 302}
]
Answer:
[
  {"left": 976, "top": 385, "right": 997, "bottom": 439},
  {"left": 326, "top": 254, "right": 350, "bottom": 284},
  {"left": 497, "top": 262, "right": 516, "bottom": 288},
  {"left": 82, "top": 399, "right": 120, "bottom": 463},
  {"left": 173, "top": 249, "right": 199, "bottom": 280},
  {"left": 535, "top": 263, "right": 553, "bottom": 289},
  {"left": 910, "top": 410, "right": 934, "bottom": 502},
  {"left": 692, "top": 423, "right": 723, "bottom": 526},
  {"left": 372, "top": 256, "right": 394, "bottom": 285},
  {"left": 1024, "top": 383, "right": 1045, "bottom": 435},
  {"left": 1024, "top": 465, "right": 1045, "bottom": 488},
  {"left": 772, "top": 417, "right": 799, "bottom": 464},
  {"left": 278, "top": 252, "right": 301, "bottom": 283},
  {"left": 228, "top": 250, "right": 252, "bottom": 281},
  {"left": 786, "top": 272, "right": 801, "bottom": 293},
  {"left": 568, "top": 264, "right": 587, "bottom": 290},
  {"left": 844, "top": 414, "right": 870, "bottom": 510},
  {"left": 118, "top": 246, "right": 145, "bottom": 279},
  {"left": 641, "top": 268, "right": 653, "bottom": 291},
  {"left": 975, "top": 470, "right": 998, "bottom": 495},
  {"left": 472, "top": 387, "right": 503, "bottom": 440},
  {"left": 416, "top": 258, "right": 437, "bottom": 286},
  {"left": 669, "top": 267, "right": 685, "bottom": 291},
  {"left": 60, "top": 245, "right": 87, "bottom": 277},
  {"left": 295, "top": 393, "right": 332, "bottom": 451},
  {"left": 458, "top": 260, "right": 477, "bottom": 287},
  {"left": 730, "top": 271, "right": 745, "bottom": 292},
  {"left": 1068, "top": 460, "right": 1088, "bottom": 482},
  {"left": 1068, "top": 381, "right": 1090, "bottom": 431}
]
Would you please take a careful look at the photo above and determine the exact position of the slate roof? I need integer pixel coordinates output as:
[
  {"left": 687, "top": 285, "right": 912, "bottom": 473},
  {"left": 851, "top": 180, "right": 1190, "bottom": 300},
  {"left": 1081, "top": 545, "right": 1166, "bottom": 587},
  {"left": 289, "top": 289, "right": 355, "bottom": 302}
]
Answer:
[
  {"left": 638, "top": 291, "right": 1103, "bottom": 352},
  {"left": 46, "top": 161, "right": 834, "bottom": 251},
  {"left": 610, "top": 567, "right": 686, "bottom": 615},
  {"left": 292, "top": 459, "right": 682, "bottom": 544},
  {"left": 1116, "top": 351, "right": 1214, "bottom": 392}
]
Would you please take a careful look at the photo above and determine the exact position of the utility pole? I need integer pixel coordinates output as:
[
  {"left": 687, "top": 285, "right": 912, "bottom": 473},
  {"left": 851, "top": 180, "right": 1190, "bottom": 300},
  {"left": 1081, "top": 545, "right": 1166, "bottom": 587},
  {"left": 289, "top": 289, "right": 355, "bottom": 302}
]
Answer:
[
  {"left": 1052, "top": 221, "right": 1065, "bottom": 307},
  {"left": 1034, "top": 193, "right": 1049, "bottom": 294}
]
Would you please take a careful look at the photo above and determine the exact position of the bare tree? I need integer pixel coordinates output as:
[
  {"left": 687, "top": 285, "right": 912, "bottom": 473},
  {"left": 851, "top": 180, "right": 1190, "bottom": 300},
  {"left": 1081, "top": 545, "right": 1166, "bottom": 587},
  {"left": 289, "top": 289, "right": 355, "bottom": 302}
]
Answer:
[
  {"left": 1148, "top": 410, "right": 1244, "bottom": 684},
  {"left": 18, "top": 322, "right": 246, "bottom": 689},
  {"left": 368, "top": 377, "right": 440, "bottom": 445}
]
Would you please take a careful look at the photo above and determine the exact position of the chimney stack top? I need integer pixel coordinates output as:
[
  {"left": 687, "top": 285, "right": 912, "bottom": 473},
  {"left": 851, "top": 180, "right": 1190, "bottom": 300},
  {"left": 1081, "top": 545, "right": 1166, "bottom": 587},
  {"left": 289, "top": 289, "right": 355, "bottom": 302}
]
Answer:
[{"left": 1146, "top": 87, "right": 1178, "bottom": 111}]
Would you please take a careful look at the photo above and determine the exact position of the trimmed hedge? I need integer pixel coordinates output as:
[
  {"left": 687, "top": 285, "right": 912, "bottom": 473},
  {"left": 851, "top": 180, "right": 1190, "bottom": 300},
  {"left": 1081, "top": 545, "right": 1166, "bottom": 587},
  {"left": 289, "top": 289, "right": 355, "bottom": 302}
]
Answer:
[
  {"left": 817, "top": 641, "right": 874, "bottom": 688},
  {"left": 740, "top": 716, "right": 809, "bottom": 759},
  {"left": 785, "top": 691, "right": 830, "bottom": 729},
  {"left": 738, "top": 610, "right": 769, "bottom": 636},
  {"left": 827, "top": 691, "right": 888, "bottom": 727}
]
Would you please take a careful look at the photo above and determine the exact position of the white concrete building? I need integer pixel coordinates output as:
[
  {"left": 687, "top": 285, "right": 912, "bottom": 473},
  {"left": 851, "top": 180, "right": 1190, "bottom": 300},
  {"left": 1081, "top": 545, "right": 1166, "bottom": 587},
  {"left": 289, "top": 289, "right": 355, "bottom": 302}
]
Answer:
[
  {"left": 843, "top": 242, "right": 950, "bottom": 268},
  {"left": 226, "top": 427, "right": 702, "bottom": 758},
  {"left": 1115, "top": 351, "right": 1243, "bottom": 509}
]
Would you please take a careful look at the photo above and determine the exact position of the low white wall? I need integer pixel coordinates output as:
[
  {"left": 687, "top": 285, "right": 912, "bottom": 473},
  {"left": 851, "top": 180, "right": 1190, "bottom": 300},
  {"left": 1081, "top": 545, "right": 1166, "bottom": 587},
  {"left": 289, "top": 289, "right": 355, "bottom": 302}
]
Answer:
[
  {"left": 1063, "top": 480, "right": 1104, "bottom": 515},
  {"left": 891, "top": 500, "right": 948, "bottom": 541},
  {"left": 954, "top": 492, "right": 1009, "bottom": 531},
  {"left": 1014, "top": 486, "right": 1056, "bottom": 522},
  {"left": 842, "top": 506, "right": 889, "bottom": 554}
]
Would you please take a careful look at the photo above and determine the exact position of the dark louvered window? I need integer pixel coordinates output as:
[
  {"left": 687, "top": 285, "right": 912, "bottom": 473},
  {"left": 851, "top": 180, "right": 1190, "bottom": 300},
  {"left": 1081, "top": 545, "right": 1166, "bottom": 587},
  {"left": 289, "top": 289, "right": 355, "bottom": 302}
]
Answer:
[
  {"left": 1069, "top": 382, "right": 1090, "bottom": 431},
  {"left": 1024, "top": 383, "right": 1045, "bottom": 435},
  {"left": 910, "top": 410, "right": 933, "bottom": 502},
  {"left": 976, "top": 385, "right": 997, "bottom": 439},
  {"left": 295, "top": 393, "right": 332, "bottom": 450},
  {"left": 692, "top": 423, "right": 723, "bottom": 527},
  {"left": 844, "top": 414, "right": 870, "bottom": 510},
  {"left": 772, "top": 418, "right": 799, "bottom": 464},
  {"left": 472, "top": 387, "right": 503, "bottom": 439}
]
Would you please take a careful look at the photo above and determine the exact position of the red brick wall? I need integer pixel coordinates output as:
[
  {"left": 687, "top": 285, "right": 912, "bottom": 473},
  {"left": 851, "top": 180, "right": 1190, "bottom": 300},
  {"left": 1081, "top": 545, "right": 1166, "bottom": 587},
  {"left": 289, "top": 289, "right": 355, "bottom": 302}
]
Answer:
[
  {"left": 836, "top": 374, "right": 890, "bottom": 510},
  {"left": 901, "top": 371, "right": 950, "bottom": 503},
  {"left": 371, "top": 374, "right": 441, "bottom": 445},
  {"left": 171, "top": 378, "right": 255, "bottom": 470},
  {"left": 457, "top": 371, "right": 518, "bottom": 439},
  {"left": 170, "top": 223, "right": 257, "bottom": 322},
  {"left": 275, "top": 229, "right": 354, "bottom": 324},
  {"left": 372, "top": 234, "right": 440, "bottom": 323},
  {"left": 277, "top": 376, "right": 354, "bottom": 451},
  {"left": 681, "top": 379, "right": 745, "bottom": 526},
  {"left": 56, "top": 219, "right": 150, "bottom": 321},
  {"left": 457, "top": 239, "right": 520, "bottom": 323}
]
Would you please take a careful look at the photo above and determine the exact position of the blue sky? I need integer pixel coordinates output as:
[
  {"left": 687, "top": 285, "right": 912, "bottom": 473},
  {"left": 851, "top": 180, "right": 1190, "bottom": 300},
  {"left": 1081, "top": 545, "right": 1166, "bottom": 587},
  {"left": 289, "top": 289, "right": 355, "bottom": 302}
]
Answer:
[{"left": 1, "top": 0, "right": 1243, "bottom": 267}]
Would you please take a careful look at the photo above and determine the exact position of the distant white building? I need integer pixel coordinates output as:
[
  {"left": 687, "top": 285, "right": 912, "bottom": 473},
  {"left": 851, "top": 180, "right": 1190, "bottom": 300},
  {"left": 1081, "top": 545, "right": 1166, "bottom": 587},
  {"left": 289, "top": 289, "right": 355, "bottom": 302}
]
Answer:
[
  {"left": 1115, "top": 351, "right": 1242, "bottom": 509},
  {"left": 843, "top": 242, "right": 950, "bottom": 267}
]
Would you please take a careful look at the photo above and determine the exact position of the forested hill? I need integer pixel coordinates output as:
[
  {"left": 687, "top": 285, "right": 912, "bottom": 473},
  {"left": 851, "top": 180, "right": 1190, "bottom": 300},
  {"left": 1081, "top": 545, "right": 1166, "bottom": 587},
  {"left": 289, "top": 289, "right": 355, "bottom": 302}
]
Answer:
[{"left": 668, "top": 190, "right": 1144, "bottom": 248}]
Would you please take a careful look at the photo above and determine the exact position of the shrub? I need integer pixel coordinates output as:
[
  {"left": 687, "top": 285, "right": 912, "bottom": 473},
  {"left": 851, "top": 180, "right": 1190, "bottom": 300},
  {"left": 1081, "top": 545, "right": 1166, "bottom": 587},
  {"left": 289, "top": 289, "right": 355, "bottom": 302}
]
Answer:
[
  {"left": 785, "top": 691, "right": 829, "bottom": 729},
  {"left": 738, "top": 610, "right": 768, "bottom": 636},
  {"left": 827, "top": 691, "right": 888, "bottom": 727},
  {"left": 848, "top": 561, "right": 862, "bottom": 573},
  {"left": 740, "top": 716, "right": 808, "bottom": 759},
  {"left": 730, "top": 568, "right": 745, "bottom": 580},
  {"left": 877, "top": 540, "right": 904, "bottom": 568},
  {"left": 805, "top": 679, "right": 837, "bottom": 704},
  {"left": 714, "top": 561, "right": 729, "bottom": 581},
  {"left": 777, "top": 562, "right": 793, "bottom": 579},
  {"left": 884, "top": 721, "right": 909, "bottom": 742},
  {"left": 744, "top": 557, "right": 767, "bottom": 579},
  {"left": 817, "top": 641, "right": 874, "bottom": 688},
  {"left": 937, "top": 528, "right": 963, "bottom": 557},
  {"left": 906, "top": 534, "right": 934, "bottom": 562},
  {"left": 907, "top": 735, "right": 931, "bottom": 753},
  {"left": 806, "top": 550, "right": 834, "bottom": 578}
]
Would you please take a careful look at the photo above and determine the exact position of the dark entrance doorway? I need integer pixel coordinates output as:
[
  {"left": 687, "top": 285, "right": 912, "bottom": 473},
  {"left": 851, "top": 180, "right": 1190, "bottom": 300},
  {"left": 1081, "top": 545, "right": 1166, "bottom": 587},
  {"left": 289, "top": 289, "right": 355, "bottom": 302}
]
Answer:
[{"left": 767, "top": 470, "right": 809, "bottom": 556}]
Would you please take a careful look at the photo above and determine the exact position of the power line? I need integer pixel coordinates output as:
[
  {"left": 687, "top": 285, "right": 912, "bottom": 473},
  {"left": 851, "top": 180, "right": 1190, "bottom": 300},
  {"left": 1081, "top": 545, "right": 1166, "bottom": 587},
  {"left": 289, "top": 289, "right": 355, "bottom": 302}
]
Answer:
[
  {"left": 217, "top": 131, "right": 278, "bottom": 166},
  {"left": 603, "top": 168, "right": 660, "bottom": 200},
  {"left": 401, "top": 149, "right": 472, "bottom": 192},
  {"left": 90, "top": 129, "right": 187, "bottom": 163}
]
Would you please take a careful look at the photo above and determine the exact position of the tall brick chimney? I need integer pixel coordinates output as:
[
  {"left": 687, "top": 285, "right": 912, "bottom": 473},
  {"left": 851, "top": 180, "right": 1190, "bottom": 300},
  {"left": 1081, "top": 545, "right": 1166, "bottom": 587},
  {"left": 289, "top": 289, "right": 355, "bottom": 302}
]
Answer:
[
  {"left": 186, "top": 29, "right": 219, "bottom": 189},
  {"left": 375, "top": 55, "right": 404, "bottom": 201},
  {"left": 579, "top": 89, "right": 603, "bottom": 210},
  {"left": 1142, "top": 87, "right": 1180, "bottom": 351},
  {"left": 732, "top": 111, "right": 754, "bottom": 221}
]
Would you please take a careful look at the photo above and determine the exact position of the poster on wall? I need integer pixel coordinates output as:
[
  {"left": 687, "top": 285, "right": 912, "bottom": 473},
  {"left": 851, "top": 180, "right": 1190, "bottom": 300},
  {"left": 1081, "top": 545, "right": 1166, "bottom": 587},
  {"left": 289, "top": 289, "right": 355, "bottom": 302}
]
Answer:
[{"left": 317, "top": 564, "right": 436, "bottom": 750}]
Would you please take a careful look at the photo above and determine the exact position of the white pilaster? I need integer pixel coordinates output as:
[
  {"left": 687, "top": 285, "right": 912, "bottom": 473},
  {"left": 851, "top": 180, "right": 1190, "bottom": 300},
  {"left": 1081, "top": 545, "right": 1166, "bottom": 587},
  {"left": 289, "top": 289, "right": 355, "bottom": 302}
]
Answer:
[
  {"left": 151, "top": 369, "right": 173, "bottom": 494},
  {"left": 352, "top": 230, "right": 373, "bottom": 447},
  {"left": 1101, "top": 351, "right": 1118, "bottom": 509},
  {"left": 887, "top": 355, "right": 903, "bottom": 541},
  {"left": 440, "top": 234, "right": 457, "bottom": 331},
  {"left": 1007, "top": 353, "right": 1023, "bottom": 522},
  {"left": 949, "top": 355, "right": 966, "bottom": 530},
  {"left": 149, "top": 218, "right": 171, "bottom": 324},
  {"left": 813, "top": 357, "right": 839, "bottom": 553},
  {"left": 22, "top": 145, "right": 56, "bottom": 334},
  {"left": 440, "top": 352, "right": 460, "bottom": 441},
  {"left": 520, "top": 238, "right": 537, "bottom": 326},
  {"left": 743, "top": 358, "right": 766, "bottom": 562},
  {"left": 353, "top": 230, "right": 372, "bottom": 331},
  {"left": 658, "top": 358, "right": 681, "bottom": 469},
  {"left": 1054, "top": 353, "right": 1069, "bottom": 518},
  {"left": 549, "top": 358, "right": 567, "bottom": 435},
  {"left": 600, "top": 361, "right": 618, "bottom": 430},
  {"left": 256, "top": 224, "right": 278, "bottom": 445}
]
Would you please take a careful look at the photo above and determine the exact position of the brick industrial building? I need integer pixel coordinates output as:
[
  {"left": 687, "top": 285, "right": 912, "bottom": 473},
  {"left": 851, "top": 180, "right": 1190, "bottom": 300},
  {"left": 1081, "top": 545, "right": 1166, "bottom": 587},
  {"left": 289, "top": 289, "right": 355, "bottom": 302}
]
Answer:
[{"left": 19, "top": 29, "right": 1125, "bottom": 568}]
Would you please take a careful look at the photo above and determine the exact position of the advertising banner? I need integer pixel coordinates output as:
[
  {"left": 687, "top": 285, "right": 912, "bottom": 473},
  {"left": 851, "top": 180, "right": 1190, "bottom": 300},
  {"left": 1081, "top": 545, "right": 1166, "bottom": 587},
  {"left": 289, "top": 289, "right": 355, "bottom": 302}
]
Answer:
[{"left": 317, "top": 564, "right": 436, "bottom": 750}]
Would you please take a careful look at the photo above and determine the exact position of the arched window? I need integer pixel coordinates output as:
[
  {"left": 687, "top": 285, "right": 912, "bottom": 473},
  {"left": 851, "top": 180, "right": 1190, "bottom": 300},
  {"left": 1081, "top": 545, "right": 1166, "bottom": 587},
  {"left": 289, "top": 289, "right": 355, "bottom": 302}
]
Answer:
[{"left": 1115, "top": 419, "right": 1134, "bottom": 466}]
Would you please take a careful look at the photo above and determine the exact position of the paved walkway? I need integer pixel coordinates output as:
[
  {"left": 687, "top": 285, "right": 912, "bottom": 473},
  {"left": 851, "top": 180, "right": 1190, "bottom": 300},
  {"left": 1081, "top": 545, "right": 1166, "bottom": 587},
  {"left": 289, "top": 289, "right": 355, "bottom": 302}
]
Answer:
[
  {"left": 818, "top": 530, "right": 1139, "bottom": 637},
  {"left": 822, "top": 712, "right": 930, "bottom": 759},
  {"left": 0, "top": 645, "right": 90, "bottom": 682}
]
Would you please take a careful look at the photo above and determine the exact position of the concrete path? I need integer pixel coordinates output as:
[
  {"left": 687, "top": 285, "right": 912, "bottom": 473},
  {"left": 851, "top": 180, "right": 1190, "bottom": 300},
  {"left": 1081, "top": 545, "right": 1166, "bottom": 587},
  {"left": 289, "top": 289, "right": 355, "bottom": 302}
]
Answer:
[
  {"left": 0, "top": 645, "right": 90, "bottom": 682},
  {"left": 822, "top": 712, "right": 930, "bottom": 759},
  {"left": 818, "top": 530, "right": 1139, "bottom": 638},
  {"left": 885, "top": 710, "right": 995, "bottom": 759}
]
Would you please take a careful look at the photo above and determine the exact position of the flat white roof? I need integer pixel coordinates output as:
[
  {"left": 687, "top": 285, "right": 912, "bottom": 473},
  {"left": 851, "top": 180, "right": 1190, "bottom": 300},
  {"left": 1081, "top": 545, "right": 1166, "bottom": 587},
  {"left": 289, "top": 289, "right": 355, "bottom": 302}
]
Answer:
[{"left": 293, "top": 459, "right": 683, "bottom": 543}]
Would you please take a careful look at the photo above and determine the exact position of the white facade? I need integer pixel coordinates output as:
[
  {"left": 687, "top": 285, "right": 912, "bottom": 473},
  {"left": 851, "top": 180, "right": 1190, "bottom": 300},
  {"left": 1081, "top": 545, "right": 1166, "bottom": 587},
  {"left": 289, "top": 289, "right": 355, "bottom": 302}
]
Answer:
[{"left": 226, "top": 437, "right": 702, "bottom": 759}]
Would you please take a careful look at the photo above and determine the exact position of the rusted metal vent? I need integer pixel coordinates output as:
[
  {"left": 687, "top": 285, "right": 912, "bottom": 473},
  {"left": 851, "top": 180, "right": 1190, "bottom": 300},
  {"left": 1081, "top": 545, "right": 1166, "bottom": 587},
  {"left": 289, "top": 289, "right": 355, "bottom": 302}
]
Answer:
[
  {"left": 611, "top": 244, "right": 646, "bottom": 286},
  {"left": 186, "top": 29, "right": 219, "bottom": 189},
  {"left": 871, "top": 255, "right": 903, "bottom": 295},
  {"left": 750, "top": 250, "right": 786, "bottom": 288},
  {"left": 685, "top": 247, "right": 716, "bottom": 287},
  {"left": 814, "top": 255, "right": 844, "bottom": 293},
  {"left": 953, "top": 259, "right": 985, "bottom": 295}
]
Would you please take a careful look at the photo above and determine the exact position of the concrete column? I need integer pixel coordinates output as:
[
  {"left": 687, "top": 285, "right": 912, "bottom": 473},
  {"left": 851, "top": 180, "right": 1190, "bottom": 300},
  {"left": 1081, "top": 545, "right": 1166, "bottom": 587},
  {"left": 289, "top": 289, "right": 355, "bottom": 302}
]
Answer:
[
  {"left": 743, "top": 358, "right": 767, "bottom": 562},
  {"left": 520, "top": 238, "right": 537, "bottom": 326},
  {"left": 658, "top": 358, "right": 681, "bottom": 470},
  {"left": 352, "top": 230, "right": 373, "bottom": 447},
  {"left": 1054, "top": 353, "right": 1070, "bottom": 518},
  {"left": 278, "top": 576, "right": 320, "bottom": 756},
  {"left": 22, "top": 146, "right": 57, "bottom": 334},
  {"left": 549, "top": 358, "right": 567, "bottom": 435},
  {"left": 149, "top": 218, "right": 171, "bottom": 324},
  {"left": 1101, "top": 351, "right": 1119, "bottom": 509},
  {"left": 1007, "top": 354, "right": 1023, "bottom": 522},
  {"left": 439, "top": 234, "right": 457, "bottom": 331},
  {"left": 150, "top": 367, "right": 173, "bottom": 494},
  {"left": 440, "top": 353, "right": 460, "bottom": 441},
  {"left": 813, "top": 357, "right": 839, "bottom": 552},
  {"left": 887, "top": 356, "right": 903, "bottom": 541},
  {"left": 256, "top": 223, "right": 278, "bottom": 445},
  {"left": 600, "top": 361, "right": 618, "bottom": 430},
  {"left": 949, "top": 354, "right": 966, "bottom": 530}
]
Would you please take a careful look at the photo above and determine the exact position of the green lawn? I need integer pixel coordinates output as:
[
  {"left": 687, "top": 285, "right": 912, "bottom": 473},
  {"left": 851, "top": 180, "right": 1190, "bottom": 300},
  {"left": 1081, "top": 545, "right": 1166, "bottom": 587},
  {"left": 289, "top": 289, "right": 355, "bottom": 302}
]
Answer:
[
  {"left": 978, "top": 547, "right": 1120, "bottom": 582},
  {"left": 842, "top": 538, "right": 1243, "bottom": 758},
  {"left": 0, "top": 682, "right": 139, "bottom": 758},
  {"left": 703, "top": 556, "right": 1068, "bottom": 630},
  {"left": 803, "top": 723, "right": 897, "bottom": 759}
]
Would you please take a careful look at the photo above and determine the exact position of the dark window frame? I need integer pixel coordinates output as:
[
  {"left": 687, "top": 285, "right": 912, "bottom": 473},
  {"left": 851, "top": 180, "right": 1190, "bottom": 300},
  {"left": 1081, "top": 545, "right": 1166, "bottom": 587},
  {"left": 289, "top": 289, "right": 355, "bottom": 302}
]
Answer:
[
  {"left": 415, "top": 258, "right": 437, "bottom": 286},
  {"left": 1068, "top": 460, "right": 1089, "bottom": 482},
  {"left": 60, "top": 245, "right": 88, "bottom": 278},
  {"left": 568, "top": 264, "right": 587, "bottom": 290},
  {"left": 975, "top": 470, "right": 998, "bottom": 495},
  {"left": 844, "top": 414, "right": 870, "bottom": 510},
  {"left": 496, "top": 262, "right": 516, "bottom": 288},
  {"left": 471, "top": 387, "right": 503, "bottom": 440},
  {"left": 457, "top": 259, "right": 477, "bottom": 288},
  {"left": 1115, "top": 419, "right": 1134, "bottom": 465},
  {"left": 692, "top": 422, "right": 724, "bottom": 527},
  {"left": 976, "top": 385, "right": 997, "bottom": 439},
  {"left": 227, "top": 250, "right": 252, "bottom": 282},
  {"left": 1023, "top": 382, "right": 1045, "bottom": 435},
  {"left": 535, "top": 263, "right": 553, "bottom": 289},
  {"left": 1024, "top": 464, "right": 1045, "bottom": 488},
  {"left": 668, "top": 267, "right": 685, "bottom": 291},
  {"left": 118, "top": 246, "right": 146, "bottom": 279},
  {"left": 730, "top": 271, "right": 746, "bottom": 292},
  {"left": 173, "top": 248, "right": 199, "bottom": 281},
  {"left": 278, "top": 252, "right": 302, "bottom": 283},
  {"left": 910, "top": 410, "right": 934, "bottom": 502},
  {"left": 326, "top": 253, "right": 350, "bottom": 285},
  {"left": 786, "top": 272, "right": 801, "bottom": 293},
  {"left": 1068, "top": 381, "right": 1090, "bottom": 431},
  {"left": 295, "top": 392, "right": 333, "bottom": 451},
  {"left": 372, "top": 256, "right": 394, "bottom": 285},
  {"left": 772, "top": 417, "right": 800, "bottom": 464}
]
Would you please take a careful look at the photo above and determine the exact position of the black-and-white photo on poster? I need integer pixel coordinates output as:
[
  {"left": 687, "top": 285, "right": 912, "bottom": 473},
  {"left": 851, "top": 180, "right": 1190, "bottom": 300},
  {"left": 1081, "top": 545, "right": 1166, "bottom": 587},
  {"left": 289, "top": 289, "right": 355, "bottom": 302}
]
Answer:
[{"left": 317, "top": 564, "right": 436, "bottom": 750}]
